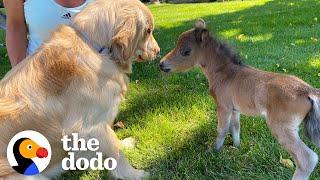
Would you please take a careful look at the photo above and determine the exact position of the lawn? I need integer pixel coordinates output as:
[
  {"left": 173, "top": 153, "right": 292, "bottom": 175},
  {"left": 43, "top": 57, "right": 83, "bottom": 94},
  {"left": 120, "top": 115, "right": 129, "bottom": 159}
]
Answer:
[{"left": 1, "top": 0, "right": 320, "bottom": 179}]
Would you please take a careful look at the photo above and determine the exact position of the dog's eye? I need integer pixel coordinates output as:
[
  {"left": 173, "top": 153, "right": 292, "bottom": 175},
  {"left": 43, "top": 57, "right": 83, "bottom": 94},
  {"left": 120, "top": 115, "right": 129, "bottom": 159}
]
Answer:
[
  {"left": 147, "top": 29, "right": 151, "bottom": 34},
  {"left": 181, "top": 47, "right": 192, "bottom": 56}
]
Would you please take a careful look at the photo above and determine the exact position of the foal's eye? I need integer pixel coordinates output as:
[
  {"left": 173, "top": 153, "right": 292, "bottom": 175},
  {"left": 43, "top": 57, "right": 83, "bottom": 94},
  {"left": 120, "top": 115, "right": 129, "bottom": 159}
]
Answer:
[
  {"left": 181, "top": 47, "right": 192, "bottom": 56},
  {"left": 147, "top": 29, "right": 151, "bottom": 34}
]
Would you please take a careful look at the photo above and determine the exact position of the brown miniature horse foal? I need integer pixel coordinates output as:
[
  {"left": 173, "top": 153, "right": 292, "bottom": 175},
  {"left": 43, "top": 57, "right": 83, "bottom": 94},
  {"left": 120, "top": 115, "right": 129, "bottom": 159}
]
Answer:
[{"left": 160, "top": 19, "right": 320, "bottom": 180}]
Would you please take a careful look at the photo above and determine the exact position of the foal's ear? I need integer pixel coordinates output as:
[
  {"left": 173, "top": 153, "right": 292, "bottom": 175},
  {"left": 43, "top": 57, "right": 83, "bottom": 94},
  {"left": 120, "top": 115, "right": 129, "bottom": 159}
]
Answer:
[
  {"left": 195, "top": 28, "right": 210, "bottom": 44},
  {"left": 195, "top": 19, "right": 206, "bottom": 29},
  {"left": 194, "top": 19, "right": 209, "bottom": 44}
]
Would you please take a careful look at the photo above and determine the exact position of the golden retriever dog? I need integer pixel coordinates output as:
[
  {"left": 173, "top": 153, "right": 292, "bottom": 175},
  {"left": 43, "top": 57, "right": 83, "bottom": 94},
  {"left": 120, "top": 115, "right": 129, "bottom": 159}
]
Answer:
[
  {"left": 0, "top": 0, "right": 159, "bottom": 179},
  {"left": 160, "top": 19, "right": 319, "bottom": 180}
]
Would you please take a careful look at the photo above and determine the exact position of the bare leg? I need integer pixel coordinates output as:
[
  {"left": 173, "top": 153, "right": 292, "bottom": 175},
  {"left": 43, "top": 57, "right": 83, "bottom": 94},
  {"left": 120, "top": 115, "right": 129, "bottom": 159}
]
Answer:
[
  {"left": 267, "top": 118, "right": 318, "bottom": 180},
  {"left": 215, "top": 107, "right": 232, "bottom": 151},
  {"left": 229, "top": 111, "right": 240, "bottom": 148}
]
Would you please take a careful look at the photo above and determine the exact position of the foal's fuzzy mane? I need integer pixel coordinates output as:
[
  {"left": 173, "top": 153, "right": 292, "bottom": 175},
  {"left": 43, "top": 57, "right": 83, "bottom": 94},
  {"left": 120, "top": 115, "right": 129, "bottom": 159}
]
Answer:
[
  {"left": 216, "top": 41, "right": 244, "bottom": 66},
  {"left": 209, "top": 32, "right": 244, "bottom": 66}
]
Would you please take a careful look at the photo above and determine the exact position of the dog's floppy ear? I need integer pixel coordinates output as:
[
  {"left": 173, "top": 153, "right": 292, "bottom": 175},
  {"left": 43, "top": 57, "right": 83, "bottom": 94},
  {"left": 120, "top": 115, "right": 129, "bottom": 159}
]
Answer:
[{"left": 110, "top": 17, "right": 138, "bottom": 70}]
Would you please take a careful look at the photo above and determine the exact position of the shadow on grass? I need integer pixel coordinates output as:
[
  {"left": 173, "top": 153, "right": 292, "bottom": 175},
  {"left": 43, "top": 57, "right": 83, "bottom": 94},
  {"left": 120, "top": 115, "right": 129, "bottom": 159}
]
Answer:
[{"left": 116, "top": 0, "right": 320, "bottom": 179}]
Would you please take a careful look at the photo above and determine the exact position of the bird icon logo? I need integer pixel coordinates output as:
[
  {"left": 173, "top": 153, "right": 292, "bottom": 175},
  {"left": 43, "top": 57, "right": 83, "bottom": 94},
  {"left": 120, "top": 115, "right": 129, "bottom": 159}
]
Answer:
[{"left": 7, "top": 131, "right": 51, "bottom": 176}]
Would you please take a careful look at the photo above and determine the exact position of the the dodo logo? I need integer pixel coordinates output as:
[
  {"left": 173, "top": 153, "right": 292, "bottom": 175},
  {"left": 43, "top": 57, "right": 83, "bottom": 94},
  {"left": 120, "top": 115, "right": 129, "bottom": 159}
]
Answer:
[{"left": 7, "top": 130, "right": 51, "bottom": 176}]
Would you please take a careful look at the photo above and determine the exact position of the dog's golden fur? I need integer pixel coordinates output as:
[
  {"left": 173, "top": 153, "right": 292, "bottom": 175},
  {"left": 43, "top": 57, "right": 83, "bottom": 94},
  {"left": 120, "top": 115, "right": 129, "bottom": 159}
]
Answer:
[
  {"left": 0, "top": 0, "right": 159, "bottom": 179},
  {"left": 160, "top": 19, "right": 319, "bottom": 180}
]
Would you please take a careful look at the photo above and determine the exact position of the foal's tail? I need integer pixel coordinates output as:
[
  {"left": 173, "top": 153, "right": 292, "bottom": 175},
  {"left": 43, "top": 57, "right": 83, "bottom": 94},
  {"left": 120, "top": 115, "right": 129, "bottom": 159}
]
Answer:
[{"left": 304, "top": 93, "right": 320, "bottom": 147}]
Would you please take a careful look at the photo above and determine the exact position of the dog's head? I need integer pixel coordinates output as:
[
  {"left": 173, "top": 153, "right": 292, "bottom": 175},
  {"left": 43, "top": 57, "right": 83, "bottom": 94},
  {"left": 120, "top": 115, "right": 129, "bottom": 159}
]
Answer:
[
  {"left": 111, "top": 0, "right": 160, "bottom": 69},
  {"left": 73, "top": 0, "right": 160, "bottom": 72}
]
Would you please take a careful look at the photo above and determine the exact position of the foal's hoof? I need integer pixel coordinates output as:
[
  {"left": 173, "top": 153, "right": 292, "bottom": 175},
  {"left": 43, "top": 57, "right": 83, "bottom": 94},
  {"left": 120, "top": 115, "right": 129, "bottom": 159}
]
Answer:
[
  {"left": 233, "top": 143, "right": 240, "bottom": 149},
  {"left": 214, "top": 144, "right": 223, "bottom": 152},
  {"left": 205, "top": 145, "right": 223, "bottom": 153},
  {"left": 232, "top": 140, "right": 240, "bottom": 148},
  {"left": 214, "top": 147, "right": 223, "bottom": 153}
]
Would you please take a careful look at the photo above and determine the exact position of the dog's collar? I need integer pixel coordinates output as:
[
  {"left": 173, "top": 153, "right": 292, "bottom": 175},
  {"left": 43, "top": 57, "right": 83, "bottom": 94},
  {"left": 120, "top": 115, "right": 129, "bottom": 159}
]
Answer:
[
  {"left": 71, "top": 24, "right": 110, "bottom": 54},
  {"left": 91, "top": 40, "right": 109, "bottom": 54},
  {"left": 82, "top": 33, "right": 110, "bottom": 54}
]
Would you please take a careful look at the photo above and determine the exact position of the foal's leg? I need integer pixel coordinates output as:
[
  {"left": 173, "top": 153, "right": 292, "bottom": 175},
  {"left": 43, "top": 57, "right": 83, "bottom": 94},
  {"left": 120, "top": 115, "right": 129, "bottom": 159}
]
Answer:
[
  {"left": 267, "top": 118, "right": 318, "bottom": 180},
  {"left": 215, "top": 106, "right": 232, "bottom": 151},
  {"left": 229, "top": 111, "right": 240, "bottom": 148}
]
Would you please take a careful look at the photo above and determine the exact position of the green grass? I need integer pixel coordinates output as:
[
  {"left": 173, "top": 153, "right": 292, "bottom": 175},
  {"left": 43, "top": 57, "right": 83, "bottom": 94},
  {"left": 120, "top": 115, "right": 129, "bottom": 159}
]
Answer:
[{"left": 1, "top": 0, "right": 320, "bottom": 179}]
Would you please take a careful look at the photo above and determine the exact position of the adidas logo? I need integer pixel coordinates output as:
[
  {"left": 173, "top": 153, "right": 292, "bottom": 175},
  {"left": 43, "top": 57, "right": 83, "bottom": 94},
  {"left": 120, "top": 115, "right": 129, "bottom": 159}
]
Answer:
[{"left": 61, "top": 13, "right": 71, "bottom": 19}]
